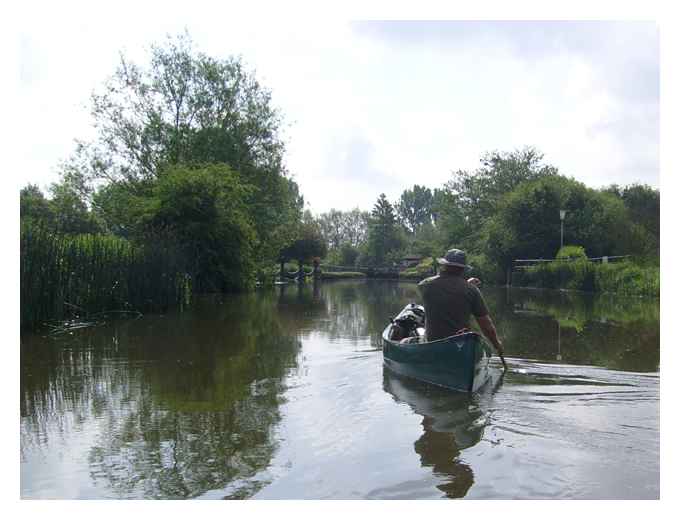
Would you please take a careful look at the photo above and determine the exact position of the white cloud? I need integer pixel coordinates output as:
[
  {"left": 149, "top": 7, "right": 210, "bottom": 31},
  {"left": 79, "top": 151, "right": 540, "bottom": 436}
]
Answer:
[{"left": 10, "top": 16, "right": 659, "bottom": 213}]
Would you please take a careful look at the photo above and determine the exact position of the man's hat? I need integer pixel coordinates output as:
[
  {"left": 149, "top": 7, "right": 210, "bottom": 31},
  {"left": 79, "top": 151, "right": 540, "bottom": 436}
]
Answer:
[{"left": 437, "top": 248, "right": 470, "bottom": 268}]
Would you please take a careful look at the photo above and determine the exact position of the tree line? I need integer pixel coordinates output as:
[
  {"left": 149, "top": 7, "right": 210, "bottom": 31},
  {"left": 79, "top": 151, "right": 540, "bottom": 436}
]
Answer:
[
  {"left": 313, "top": 147, "right": 659, "bottom": 283},
  {"left": 21, "top": 33, "right": 305, "bottom": 301},
  {"left": 20, "top": 32, "right": 660, "bottom": 330}
]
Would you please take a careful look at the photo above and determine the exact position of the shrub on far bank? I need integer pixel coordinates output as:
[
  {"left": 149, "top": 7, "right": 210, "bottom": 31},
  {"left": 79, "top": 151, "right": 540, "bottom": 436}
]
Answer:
[
  {"left": 519, "top": 259, "right": 658, "bottom": 297},
  {"left": 595, "top": 261, "right": 659, "bottom": 297},
  {"left": 556, "top": 245, "right": 587, "bottom": 261},
  {"left": 400, "top": 257, "right": 435, "bottom": 278}
]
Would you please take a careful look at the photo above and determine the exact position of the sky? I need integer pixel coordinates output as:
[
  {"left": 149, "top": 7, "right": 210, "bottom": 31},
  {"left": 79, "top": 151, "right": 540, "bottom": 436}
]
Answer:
[{"left": 9, "top": 6, "right": 660, "bottom": 216}]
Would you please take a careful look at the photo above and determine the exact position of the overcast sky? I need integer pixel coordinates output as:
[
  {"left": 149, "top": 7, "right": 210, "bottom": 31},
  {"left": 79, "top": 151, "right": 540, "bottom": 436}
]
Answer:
[{"left": 11, "top": 8, "right": 659, "bottom": 214}]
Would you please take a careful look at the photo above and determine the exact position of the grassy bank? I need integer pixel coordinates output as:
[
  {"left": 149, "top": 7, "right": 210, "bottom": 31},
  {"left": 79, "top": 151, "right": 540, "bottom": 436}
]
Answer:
[
  {"left": 21, "top": 225, "right": 191, "bottom": 331},
  {"left": 516, "top": 260, "right": 659, "bottom": 297},
  {"left": 321, "top": 271, "right": 366, "bottom": 280}
]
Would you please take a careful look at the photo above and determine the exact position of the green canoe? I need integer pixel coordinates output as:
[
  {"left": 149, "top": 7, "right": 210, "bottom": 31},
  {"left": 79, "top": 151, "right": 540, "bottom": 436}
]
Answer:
[{"left": 382, "top": 304, "right": 494, "bottom": 393}]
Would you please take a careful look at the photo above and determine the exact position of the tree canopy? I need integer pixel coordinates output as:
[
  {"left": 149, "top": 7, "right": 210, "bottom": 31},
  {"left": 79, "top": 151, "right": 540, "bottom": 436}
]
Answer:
[{"left": 63, "top": 32, "right": 302, "bottom": 264}]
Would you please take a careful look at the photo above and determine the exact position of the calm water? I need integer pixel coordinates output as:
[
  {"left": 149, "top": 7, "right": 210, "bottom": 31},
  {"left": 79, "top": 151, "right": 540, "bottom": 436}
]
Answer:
[{"left": 20, "top": 281, "right": 660, "bottom": 499}]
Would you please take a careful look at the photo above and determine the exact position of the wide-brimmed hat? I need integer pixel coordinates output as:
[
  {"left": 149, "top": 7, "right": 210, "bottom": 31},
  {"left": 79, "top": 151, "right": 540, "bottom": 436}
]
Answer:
[{"left": 437, "top": 248, "right": 470, "bottom": 268}]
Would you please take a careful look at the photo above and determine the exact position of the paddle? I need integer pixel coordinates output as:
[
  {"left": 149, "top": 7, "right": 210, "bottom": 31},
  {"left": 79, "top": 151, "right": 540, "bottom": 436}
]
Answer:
[{"left": 499, "top": 351, "right": 508, "bottom": 371}]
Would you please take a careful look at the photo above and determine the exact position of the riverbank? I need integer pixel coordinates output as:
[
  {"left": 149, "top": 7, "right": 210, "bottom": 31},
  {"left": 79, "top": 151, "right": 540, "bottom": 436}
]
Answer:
[{"left": 514, "top": 260, "right": 659, "bottom": 297}]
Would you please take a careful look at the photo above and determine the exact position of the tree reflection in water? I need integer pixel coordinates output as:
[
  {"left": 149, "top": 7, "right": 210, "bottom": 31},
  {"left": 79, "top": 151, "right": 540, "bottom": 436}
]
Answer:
[
  {"left": 21, "top": 292, "right": 302, "bottom": 499},
  {"left": 382, "top": 369, "right": 503, "bottom": 499}
]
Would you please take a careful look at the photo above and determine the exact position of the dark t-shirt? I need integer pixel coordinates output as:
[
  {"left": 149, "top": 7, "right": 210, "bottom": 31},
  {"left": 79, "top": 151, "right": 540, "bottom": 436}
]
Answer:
[{"left": 417, "top": 272, "right": 489, "bottom": 341}]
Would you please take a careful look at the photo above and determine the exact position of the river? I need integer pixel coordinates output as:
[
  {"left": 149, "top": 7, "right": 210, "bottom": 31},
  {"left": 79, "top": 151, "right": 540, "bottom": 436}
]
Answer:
[{"left": 20, "top": 280, "right": 659, "bottom": 499}]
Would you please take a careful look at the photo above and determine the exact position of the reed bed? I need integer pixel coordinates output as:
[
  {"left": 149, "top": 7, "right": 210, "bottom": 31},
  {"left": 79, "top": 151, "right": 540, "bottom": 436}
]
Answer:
[
  {"left": 21, "top": 224, "right": 191, "bottom": 330},
  {"left": 517, "top": 260, "right": 659, "bottom": 297}
]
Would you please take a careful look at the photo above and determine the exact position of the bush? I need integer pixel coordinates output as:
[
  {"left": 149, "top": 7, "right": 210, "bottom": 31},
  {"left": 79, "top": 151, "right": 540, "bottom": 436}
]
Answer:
[
  {"left": 518, "top": 259, "right": 658, "bottom": 296},
  {"left": 595, "top": 261, "right": 659, "bottom": 296},
  {"left": 556, "top": 245, "right": 587, "bottom": 261}
]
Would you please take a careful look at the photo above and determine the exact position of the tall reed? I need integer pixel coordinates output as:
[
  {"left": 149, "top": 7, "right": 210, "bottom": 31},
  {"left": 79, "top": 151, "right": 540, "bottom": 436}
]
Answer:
[
  {"left": 516, "top": 259, "right": 659, "bottom": 297},
  {"left": 20, "top": 224, "right": 191, "bottom": 330}
]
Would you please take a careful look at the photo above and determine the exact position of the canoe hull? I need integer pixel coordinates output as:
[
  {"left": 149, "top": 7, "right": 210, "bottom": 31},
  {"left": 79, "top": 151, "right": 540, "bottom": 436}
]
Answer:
[{"left": 382, "top": 323, "right": 494, "bottom": 393}]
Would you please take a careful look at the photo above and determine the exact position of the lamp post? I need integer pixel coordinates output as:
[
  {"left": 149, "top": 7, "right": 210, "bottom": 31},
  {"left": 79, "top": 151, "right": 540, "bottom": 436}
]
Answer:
[{"left": 559, "top": 210, "right": 566, "bottom": 249}]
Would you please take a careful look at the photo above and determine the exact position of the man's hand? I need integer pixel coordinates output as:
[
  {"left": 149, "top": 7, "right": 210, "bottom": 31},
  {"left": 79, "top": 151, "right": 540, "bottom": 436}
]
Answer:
[{"left": 467, "top": 277, "right": 481, "bottom": 287}]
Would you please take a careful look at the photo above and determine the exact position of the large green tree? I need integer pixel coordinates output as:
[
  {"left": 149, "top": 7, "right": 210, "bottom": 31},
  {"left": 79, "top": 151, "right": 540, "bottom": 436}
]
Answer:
[
  {"left": 365, "top": 194, "right": 402, "bottom": 266},
  {"left": 20, "top": 184, "right": 53, "bottom": 226},
  {"left": 444, "top": 146, "right": 559, "bottom": 231},
  {"left": 280, "top": 211, "right": 327, "bottom": 273},
  {"left": 316, "top": 208, "right": 370, "bottom": 251},
  {"left": 63, "top": 32, "right": 302, "bottom": 263},
  {"left": 138, "top": 164, "right": 257, "bottom": 292},
  {"left": 396, "top": 184, "right": 434, "bottom": 233},
  {"left": 604, "top": 183, "right": 659, "bottom": 259},
  {"left": 20, "top": 182, "right": 101, "bottom": 234}
]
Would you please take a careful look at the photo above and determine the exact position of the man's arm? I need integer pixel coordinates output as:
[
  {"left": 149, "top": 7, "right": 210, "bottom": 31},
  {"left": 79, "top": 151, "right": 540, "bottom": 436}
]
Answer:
[{"left": 475, "top": 314, "right": 503, "bottom": 355}]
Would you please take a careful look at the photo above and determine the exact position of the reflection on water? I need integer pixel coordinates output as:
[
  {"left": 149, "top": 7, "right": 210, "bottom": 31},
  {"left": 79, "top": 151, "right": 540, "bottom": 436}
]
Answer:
[
  {"left": 382, "top": 369, "right": 505, "bottom": 498},
  {"left": 21, "top": 293, "right": 301, "bottom": 499},
  {"left": 21, "top": 281, "right": 659, "bottom": 499}
]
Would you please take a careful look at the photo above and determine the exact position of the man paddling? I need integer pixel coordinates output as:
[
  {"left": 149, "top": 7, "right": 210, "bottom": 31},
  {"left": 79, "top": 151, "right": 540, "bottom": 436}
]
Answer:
[{"left": 418, "top": 248, "right": 506, "bottom": 367}]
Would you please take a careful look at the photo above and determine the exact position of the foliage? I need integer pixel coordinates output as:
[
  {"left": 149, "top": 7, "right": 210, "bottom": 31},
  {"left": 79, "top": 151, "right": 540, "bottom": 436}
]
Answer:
[
  {"left": 483, "top": 175, "right": 641, "bottom": 270},
  {"left": 522, "top": 260, "right": 597, "bottom": 292},
  {"left": 396, "top": 184, "right": 434, "bottom": 233},
  {"left": 517, "top": 260, "right": 658, "bottom": 296},
  {"left": 20, "top": 223, "right": 190, "bottom": 330},
  {"left": 48, "top": 180, "right": 103, "bottom": 234},
  {"left": 139, "top": 164, "right": 257, "bottom": 292},
  {"left": 399, "top": 257, "right": 436, "bottom": 278},
  {"left": 364, "top": 194, "right": 402, "bottom": 266},
  {"left": 444, "top": 146, "right": 558, "bottom": 231},
  {"left": 594, "top": 261, "right": 660, "bottom": 297},
  {"left": 556, "top": 245, "right": 587, "bottom": 261},
  {"left": 316, "top": 208, "right": 370, "bottom": 250},
  {"left": 280, "top": 213, "right": 327, "bottom": 267},
  {"left": 20, "top": 182, "right": 102, "bottom": 235},
  {"left": 338, "top": 243, "right": 360, "bottom": 266},
  {"left": 61, "top": 31, "right": 302, "bottom": 265},
  {"left": 605, "top": 183, "right": 659, "bottom": 260},
  {"left": 466, "top": 252, "right": 503, "bottom": 283},
  {"left": 20, "top": 184, "right": 53, "bottom": 225}
]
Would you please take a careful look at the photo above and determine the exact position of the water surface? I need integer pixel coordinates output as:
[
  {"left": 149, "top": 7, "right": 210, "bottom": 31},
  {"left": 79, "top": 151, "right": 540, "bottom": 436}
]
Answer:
[{"left": 20, "top": 281, "right": 659, "bottom": 499}]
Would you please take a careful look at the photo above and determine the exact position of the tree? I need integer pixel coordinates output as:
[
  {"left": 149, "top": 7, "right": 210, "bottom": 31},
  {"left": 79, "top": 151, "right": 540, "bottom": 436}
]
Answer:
[
  {"left": 20, "top": 184, "right": 53, "bottom": 225},
  {"left": 605, "top": 183, "right": 659, "bottom": 259},
  {"left": 445, "top": 146, "right": 558, "bottom": 230},
  {"left": 430, "top": 187, "right": 469, "bottom": 250},
  {"left": 341, "top": 208, "right": 370, "bottom": 248},
  {"left": 339, "top": 243, "right": 360, "bottom": 266},
  {"left": 366, "top": 194, "right": 402, "bottom": 265},
  {"left": 316, "top": 209, "right": 345, "bottom": 250},
  {"left": 396, "top": 185, "right": 434, "bottom": 233},
  {"left": 61, "top": 31, "right": 302, "bottom": 264},
  {"left": 316, "top": 208, "right": 370, "bottom": 251},
  {"left": 483, "top": 176, "right": 641, "bottom": 271},
  {"left": 20, "top": 181, "right": 101, "bottom": 234},
  {"left": 280, "top": 211, "right": 328, "bottom": 274},
  {"left": 139, "top": 164, "right": 257, "bottom": 292},
  {"left": 48, "top": 181, "right": 102, "bottom": 234}
]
